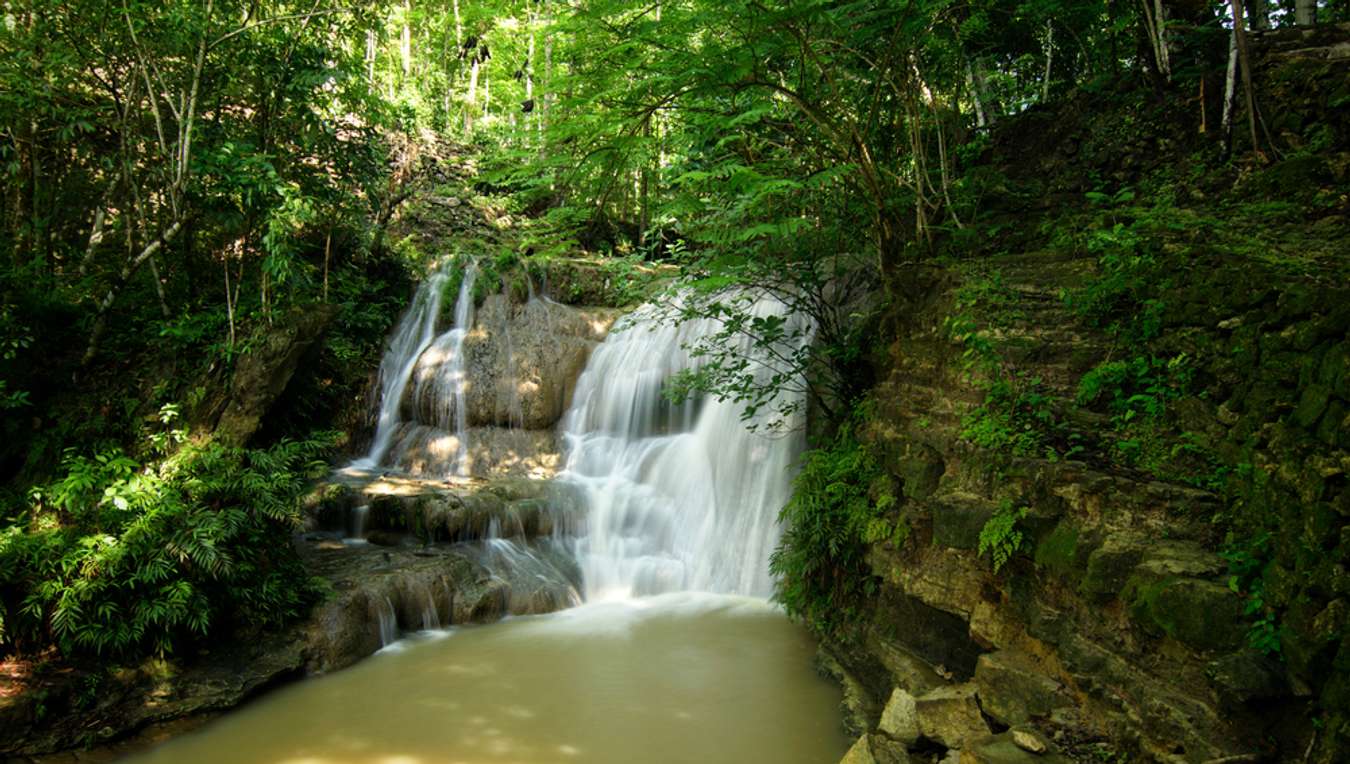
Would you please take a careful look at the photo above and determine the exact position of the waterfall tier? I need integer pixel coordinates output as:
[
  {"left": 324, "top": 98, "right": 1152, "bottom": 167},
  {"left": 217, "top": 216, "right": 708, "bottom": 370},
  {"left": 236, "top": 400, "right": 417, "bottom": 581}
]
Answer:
[{"left": 559, "top": 295, "right": 813, "bottom": 600}]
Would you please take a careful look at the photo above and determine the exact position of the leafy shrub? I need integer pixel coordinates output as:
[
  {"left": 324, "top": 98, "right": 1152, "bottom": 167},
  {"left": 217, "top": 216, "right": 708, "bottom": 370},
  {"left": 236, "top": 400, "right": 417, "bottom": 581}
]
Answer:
[
  {"left": 771, "top": 404, "right": 901, "bottom": 636},
  {"left": 1077, "top": 353, "right": 1193, "bottom": 472},
  {"left": 0, "top": 433, "right": 335, "bottom": 657}
]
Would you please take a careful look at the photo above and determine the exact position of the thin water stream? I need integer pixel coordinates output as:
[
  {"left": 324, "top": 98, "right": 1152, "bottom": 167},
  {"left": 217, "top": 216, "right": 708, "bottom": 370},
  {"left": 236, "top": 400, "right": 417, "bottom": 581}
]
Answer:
[{"left": 120, "top": 594, "right": 849, "bottom": 764}]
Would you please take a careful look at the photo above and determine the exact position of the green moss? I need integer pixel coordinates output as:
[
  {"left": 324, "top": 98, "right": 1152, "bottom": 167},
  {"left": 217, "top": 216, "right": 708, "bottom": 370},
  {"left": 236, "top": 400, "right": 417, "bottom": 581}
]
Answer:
[
  {"left": 1034, "top": 521, "right": 1083, "bottom": 578},
  {"left": 1125, "top": 574, "right": 1245, "bottom": 652}
]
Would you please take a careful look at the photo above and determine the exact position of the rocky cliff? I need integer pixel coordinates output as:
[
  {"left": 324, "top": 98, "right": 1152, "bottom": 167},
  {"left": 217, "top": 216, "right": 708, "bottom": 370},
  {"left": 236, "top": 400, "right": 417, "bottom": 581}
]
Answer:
[{"left": 822, "top": 26, "right": 1350, "bottom": 764}]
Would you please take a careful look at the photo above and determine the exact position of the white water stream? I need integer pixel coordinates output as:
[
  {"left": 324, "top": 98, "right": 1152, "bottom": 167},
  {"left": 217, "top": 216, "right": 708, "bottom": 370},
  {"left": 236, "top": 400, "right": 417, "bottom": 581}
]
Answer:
[
  {"left": 352, "top": 262, "right": 478, "bottom": 477},
  {"left": 558, "top": 295, "right": 812, "bottom": 600}
]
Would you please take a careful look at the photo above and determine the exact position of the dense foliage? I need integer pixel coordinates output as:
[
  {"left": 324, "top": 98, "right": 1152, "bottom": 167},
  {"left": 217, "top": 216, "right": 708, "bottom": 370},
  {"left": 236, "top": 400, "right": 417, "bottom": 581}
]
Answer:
[{"left": 1, "top": 423, "right": 335, "bottom": 657}]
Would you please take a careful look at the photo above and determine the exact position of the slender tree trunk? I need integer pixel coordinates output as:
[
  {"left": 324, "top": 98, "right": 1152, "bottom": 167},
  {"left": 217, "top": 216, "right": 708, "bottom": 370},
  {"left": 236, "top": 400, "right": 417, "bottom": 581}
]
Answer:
[
  {"left": 1221, "top": 25, "right": 1239, "bottom": 147},
  {"left": 148, "top": 255, "right": 170, "bottom": 318},
  {"left": 639, "top": 117, "right": 651, "bottom": 246},
  {"left": 1294, "top": 0, "right": 1316, "bottom": 26},
  {"left": 1229, "top": 0, "right": 1262, "bottom": 158},
  {"left": 1245, "top": 0, "right": 1270, "bottom": 30},
  {"left": 1141, "top": 0, "right": 1171, "bottom": 81},
  {"left": 82, "top": 220, "right": 184, "bottom": 365},
  {"left": 365, "top": 29, "right": 377, "bottom": 82},
  {"left": 526, "top": 21, "right": 536, "bottom": 138},
  {"left": 224, "top": 255, "right": 236, "bottom": 352},
  {"left": 322, "top": 229, "right": 331, "bottom": 302},
  {"left": 77, "top": 170, "right": 123, "bottom": 277},
  {"left": 465, "top": 56, "right": 480, "bottom": 134},
  {"left": 400, "top": 0, "right": 412, "bottom": 80},
  {"left": 1041, "top": 21, "right": 1055, "bottom": 103},
  {"left": 967, "top": 62, "right": 988, "bottom": 128}
]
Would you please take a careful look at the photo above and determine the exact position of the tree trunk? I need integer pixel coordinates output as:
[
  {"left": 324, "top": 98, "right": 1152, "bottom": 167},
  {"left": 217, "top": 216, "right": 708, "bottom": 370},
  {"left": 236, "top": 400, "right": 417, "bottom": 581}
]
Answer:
[
  {"left": 82, "top": 219, "right": 184, "bottom": 365},
  {"left": 1221, "top": 25, "right": 1238, "bottom": 148},
  {"left": 148, "top": 255, "right": 170, "bottom": 318},
  {"left": 1228, "top": 0, "right": 1262, "bottom": 158},
  {"left": 1041, "top": 21, "right": 1054, "bottom": 103},
  {"left": 365, "top": 29, "right": 377, "bottom": 82},
  {"left": 400, "top": 0, "right": 412, "bottom": 80},
  {"left": 1294, "top": 0, "right": 1316, "bottom": 26},
  {"left": 465, "top": 56, "right": 480, "bottom": 134},
  {"left": 967, "top": 62, "right": 988, "bottom": 128},
  {"left": 1245, "top": 0, "right": 1270, "bottom": 30},
  {"left": 1141, "top": 0, "right": 1171, "bottom": 81},
  {"left": 970, "top": 59, "right": 998, "bottom": 124}
]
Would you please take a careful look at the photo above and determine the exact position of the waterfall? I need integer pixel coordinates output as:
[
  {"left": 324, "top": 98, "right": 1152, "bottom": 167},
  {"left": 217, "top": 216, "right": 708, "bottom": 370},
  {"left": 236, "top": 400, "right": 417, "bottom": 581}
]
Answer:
[
  {"left": 558, "top": 292, "right": 812, "bottom": 601},
  {"left": 354, "top": 261, "right": 478, "bottom": 477},
  {"left": 357, "top": 265, "right": 451, "bottom": 467},
  {"left": 376, "top": 596, "right": 399, "bottom": 647},
  {"left": 409, "top": 263, "right": 478, "bottom": 477}
]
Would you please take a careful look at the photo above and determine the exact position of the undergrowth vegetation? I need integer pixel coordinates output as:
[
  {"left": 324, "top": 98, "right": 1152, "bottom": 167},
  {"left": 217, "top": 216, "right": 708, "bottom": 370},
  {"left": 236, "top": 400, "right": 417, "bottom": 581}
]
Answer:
[
  {"left": 771, "top": 403, "right": 901, "bottom": 637},
  {"left": 0, "top": 421, "right": 335, "bottom": 658}
]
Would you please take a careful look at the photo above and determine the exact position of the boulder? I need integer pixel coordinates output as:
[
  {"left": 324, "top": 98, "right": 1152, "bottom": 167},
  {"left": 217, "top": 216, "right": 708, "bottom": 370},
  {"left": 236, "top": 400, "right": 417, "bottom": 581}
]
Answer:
[
  {"left": 1127, "top": 576, "right": 1246, "bottom": 652},
  {"left": 839, "top": 734, "right": 912, "bottom": 764},
  {"left": 931, "top": 493, "right": 999, "bottom": 550},
  {"left": 213, "top": 305, "right": 337, "bottom": 445},
  {"left": 463, "top": 295, "right": 618, "bottom": 429},
  {"left": 1079, "top": 533, "right": 1145, "bottom": 598},
  {"left": 972, "top": 651, "right": 1071, "bottom": 726},
  {"left": 840, "top": 735, "right": 876, "bottom": 764},
  {"left": 915, "top": 684, "right": 991, "bottom": 749},
  {"left": 878, "top": 688, "right": 920, "bottom": 744}
]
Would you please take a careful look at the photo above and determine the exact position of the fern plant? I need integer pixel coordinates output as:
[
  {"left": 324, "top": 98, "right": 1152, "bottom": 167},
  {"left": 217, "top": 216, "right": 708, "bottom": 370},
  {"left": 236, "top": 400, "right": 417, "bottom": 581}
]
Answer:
[
  {"left": 770, "top": 402, "right": 901, "bottom": 636},
  {"left": 1, "top": 432, "right": 336, "bottom": 657},
  {"left": 978, "top": 500, "right": 1028, "bottom": 573}
]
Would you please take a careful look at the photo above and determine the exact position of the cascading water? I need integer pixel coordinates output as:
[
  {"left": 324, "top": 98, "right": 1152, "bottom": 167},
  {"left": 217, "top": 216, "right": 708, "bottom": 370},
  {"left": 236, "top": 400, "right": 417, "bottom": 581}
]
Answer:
[
  {"left": 558, "top": 293, "right": 813, "bottom": 601},
  {"left": 405, "top": 263, "right": 478, "bottom": 477},
  {"left": 355, "top": 265, "right": 451, "bottom": 467},
  {"left": 352, "top": 261, "right": 479, "bottom": 477},
  {"left": 354, "top": 263, "right": 812, "bottom": 602}
]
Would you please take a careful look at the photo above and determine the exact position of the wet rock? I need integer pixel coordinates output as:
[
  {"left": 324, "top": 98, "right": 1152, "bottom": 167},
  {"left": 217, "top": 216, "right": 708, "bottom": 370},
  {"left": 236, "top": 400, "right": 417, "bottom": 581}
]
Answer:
[
  {"left": 1126, "top": 576, "right": 1245, "bottom": 652},
  {"left": 840, "top": 734, "right": 876, "bottom": 764},
  {"left": 915, "top": 684, "right": 991, "bottom": 749},
  {"left": 839, "top": 734, "right": 912, "bottom": 764},
  {"left": 1207, "top": 651, "right": 1291, "bottom": 706},
  {"left": 1010, "top": 728, "right": 1048, "bottom": 754},
  {"left": 816, "top": 649, "right": 880, "bottom": 737},
  {"left": 1079, "top": 533, "right": 1145, "bottom": 598},
  {"left": 973, "top": 651, "right": 1070, "bottom": 726},
  {"left": 932, "top": 493, "right": 999, "bottom": 550},
  {"left": 869, "top": 733, "right": 915, "bottom": 764},
  {"left": 460, "top": 295, "right": 620, "bottom": 430},
  {"left": 878, "top": 687, "right": 920, "bottom": 744}
]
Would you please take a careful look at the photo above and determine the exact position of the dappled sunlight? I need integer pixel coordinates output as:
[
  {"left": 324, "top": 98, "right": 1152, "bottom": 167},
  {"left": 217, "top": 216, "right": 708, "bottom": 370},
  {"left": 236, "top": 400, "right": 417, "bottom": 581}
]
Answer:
[{"left": 119, "top": 595, "right": 848, "bottom": 764}]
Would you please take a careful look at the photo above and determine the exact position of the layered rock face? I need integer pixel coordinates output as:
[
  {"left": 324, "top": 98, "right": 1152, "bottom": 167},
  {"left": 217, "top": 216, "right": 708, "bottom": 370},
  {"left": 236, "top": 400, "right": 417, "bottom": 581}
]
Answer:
[{"left": 826, "top": 248, "right": 1348, "bottom": 763}]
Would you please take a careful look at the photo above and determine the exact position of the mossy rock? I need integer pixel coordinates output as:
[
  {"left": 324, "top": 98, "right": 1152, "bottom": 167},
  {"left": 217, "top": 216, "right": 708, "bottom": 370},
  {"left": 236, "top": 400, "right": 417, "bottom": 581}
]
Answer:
[
  {"left": 1034, "top": 521, "right": 1092, "bottom": 580},
  {"left": 931, "top": 493, "right": 998, "bottom": 550},
  {"left": 1125, "top": 575, "right": 1245, "bottom": 652},
  {"left": 893, "top": 442, "right": 946, "bottom": 500},
  {"left": 1080, "top": 533, "right": 1146, "bottom": 599},
  {"left": 1294, "top": 384, "right": 1333, "bottom": 430}
]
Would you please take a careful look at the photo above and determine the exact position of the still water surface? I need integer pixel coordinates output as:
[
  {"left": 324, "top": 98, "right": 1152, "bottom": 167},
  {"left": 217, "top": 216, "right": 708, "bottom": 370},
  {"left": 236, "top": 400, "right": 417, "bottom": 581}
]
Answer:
[{"left": 122, "top": 592, "right": 849, "bottom": 764}]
